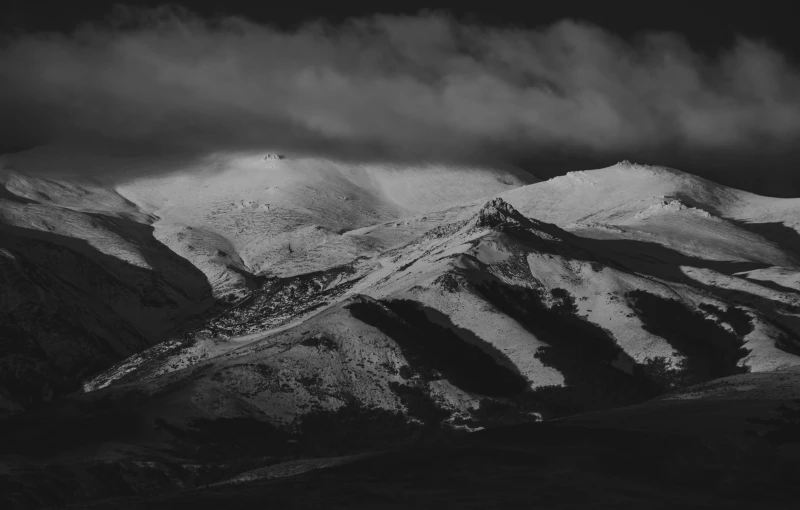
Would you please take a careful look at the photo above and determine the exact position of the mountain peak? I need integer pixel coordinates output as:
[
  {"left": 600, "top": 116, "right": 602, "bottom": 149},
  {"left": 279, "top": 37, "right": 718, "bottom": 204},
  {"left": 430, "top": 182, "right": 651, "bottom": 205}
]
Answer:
[{"left": 474, "top": 197, "right": 528, "bottom": 229}]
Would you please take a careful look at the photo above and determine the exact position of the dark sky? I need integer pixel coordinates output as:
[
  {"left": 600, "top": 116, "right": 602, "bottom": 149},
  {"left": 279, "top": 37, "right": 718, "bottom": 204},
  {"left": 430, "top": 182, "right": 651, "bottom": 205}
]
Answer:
[
  {"left": 3, "top": 2, "right": 796, "bottom": 54},
  {"left": 2, "top": 2, "right": 800, "bottom": 196}
]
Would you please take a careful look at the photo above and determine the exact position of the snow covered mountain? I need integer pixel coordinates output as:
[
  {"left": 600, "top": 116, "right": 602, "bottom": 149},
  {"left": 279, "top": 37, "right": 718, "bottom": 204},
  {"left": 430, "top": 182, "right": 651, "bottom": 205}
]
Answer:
[
  {"left": 3, "top": 149, "right": 800, "bottom": 507},
  {"left": 77, "top": 193, "right": 800, "bottom": 430},
  {"left": 0, "top": 147, "right": 532, "bottom": 412}
]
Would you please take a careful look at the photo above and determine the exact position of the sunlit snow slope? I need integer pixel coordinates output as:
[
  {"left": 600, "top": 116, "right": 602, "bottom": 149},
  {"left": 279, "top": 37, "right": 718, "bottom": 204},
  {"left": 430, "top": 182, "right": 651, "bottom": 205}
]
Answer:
[
  {"left": 82, "top": 195, "right": 800, "bottom": 436},
  {"left": 0, "top": 146, "right": 533, "bottom": 413},
  {"left": 5, "top": 152, "right": 800, "bottom": 507}
]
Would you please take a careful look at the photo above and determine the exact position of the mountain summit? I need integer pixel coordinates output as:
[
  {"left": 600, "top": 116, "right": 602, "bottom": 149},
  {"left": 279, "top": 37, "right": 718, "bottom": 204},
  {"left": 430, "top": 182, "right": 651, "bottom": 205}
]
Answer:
[{"left": 473, "top": 197, "right": 528, "bottom": 229}]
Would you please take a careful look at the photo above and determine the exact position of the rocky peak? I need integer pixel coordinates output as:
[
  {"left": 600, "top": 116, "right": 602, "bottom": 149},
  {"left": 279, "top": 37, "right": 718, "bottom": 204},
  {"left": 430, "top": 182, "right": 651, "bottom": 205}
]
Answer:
[{"left": 473, "top": 198, "right": 527, "bottom": 229}]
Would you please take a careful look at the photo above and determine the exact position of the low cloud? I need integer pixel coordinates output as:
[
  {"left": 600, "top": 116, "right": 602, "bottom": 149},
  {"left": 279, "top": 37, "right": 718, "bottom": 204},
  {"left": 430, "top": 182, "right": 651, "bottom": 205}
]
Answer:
[{"left": 2, "top": 6, "right": 800, "bottom": 190}]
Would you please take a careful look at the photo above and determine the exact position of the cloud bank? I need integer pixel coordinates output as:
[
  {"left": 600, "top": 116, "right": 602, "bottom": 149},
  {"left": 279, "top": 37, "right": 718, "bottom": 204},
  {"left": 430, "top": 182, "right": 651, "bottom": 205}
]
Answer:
[{"left": 2, "top": 6, "right": 800, "bottom": 188}]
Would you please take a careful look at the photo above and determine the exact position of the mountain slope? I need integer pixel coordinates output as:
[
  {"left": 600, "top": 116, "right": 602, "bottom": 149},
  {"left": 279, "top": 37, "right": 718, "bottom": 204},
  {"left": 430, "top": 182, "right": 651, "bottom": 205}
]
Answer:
[
  {"left": 83, "top": 198, "right": 800, "bottom": 431},
  {"left": 0, "top": 169, "right": 215, "bottom": 412},
  {"left": 503, "top": 161, "right": 800, "bottom": 267},
  {"left": 4, "top": 155, "right": 800, "bottom": 508},
  {"left": 0, "top": 147, "right": 533, "bottom": 413}
]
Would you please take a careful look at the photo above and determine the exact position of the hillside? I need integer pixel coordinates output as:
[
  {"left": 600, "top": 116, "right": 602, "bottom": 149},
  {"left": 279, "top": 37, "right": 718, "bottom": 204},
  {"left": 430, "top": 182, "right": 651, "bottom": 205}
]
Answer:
[
  {"left": 81, "top": 196, "right": 800, "bottom": 426},
  {"left": 0, "top": 147, "right": 532, "bottom": 413},
  {"left": 3, "top": 151, "right": 800, "bottom": 507},
  {"left": 37, "top": 370, "right": 800, "bottom": 509}
]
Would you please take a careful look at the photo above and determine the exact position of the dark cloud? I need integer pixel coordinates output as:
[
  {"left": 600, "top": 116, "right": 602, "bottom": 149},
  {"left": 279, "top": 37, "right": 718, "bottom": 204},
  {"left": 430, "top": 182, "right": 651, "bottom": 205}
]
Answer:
[{"left": 2, "top": 6, "right": 800, "bottom": 192}]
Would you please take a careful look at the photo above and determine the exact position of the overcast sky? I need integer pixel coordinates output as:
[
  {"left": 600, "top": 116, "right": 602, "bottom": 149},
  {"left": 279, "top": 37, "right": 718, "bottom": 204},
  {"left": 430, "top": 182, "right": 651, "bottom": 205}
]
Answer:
[{"left": 2, "top": 5, "right": 800, "bottom": 194}]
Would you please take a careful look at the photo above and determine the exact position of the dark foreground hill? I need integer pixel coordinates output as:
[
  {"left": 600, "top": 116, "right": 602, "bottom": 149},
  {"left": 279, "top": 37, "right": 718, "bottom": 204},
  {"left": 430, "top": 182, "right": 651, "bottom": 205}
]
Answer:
[{"left": 3, "top": 370, "right": 799, "bottom": 509}]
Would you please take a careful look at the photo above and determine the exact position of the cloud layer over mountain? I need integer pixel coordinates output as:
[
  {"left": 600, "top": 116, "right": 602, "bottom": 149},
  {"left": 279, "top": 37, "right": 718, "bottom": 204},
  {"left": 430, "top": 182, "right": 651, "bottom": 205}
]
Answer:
[{"left": 2, "top": 6, "right": 800, "bottom": 185}]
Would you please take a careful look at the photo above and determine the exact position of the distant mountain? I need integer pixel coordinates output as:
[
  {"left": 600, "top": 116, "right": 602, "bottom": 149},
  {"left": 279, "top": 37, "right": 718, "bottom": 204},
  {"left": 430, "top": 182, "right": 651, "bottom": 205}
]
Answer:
[
  {"left": 2, "top": 149, "right": 800, "bottom": 508},
  {"left": 79, "top": 192, "right": 800, "bottom": 429},
  {"left": 0, "top": 147, "right": 532, "bottom": 412}
]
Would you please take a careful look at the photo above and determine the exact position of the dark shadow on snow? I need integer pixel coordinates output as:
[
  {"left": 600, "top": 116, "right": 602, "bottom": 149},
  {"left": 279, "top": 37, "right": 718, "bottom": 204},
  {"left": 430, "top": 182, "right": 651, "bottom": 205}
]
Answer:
[
  {"left": 472, "top": 281, "right": 662, "bottom": 417},
  {"left": 495, "top": 215, "right": 800, "bottom": 357},
  {"left": 627, "top": 291, "right": 751, "bottom": 384},
  {"left": 347, "top": 299, "right": 528, "bottom": 397}
]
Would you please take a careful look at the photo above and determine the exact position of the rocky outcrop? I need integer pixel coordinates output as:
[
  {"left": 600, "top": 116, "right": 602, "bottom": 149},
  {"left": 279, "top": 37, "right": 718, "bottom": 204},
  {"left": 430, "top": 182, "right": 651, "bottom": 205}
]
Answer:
[{"left": 473, "top": 198, "right": 528, "bottom": 229}]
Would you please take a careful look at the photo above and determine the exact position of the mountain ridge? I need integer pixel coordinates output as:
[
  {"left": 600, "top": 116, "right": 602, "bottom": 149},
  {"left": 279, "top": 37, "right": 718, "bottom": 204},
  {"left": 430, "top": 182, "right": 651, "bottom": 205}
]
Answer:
[{"left": 3, "top": 150, "right": 800, "bottom": 507}]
